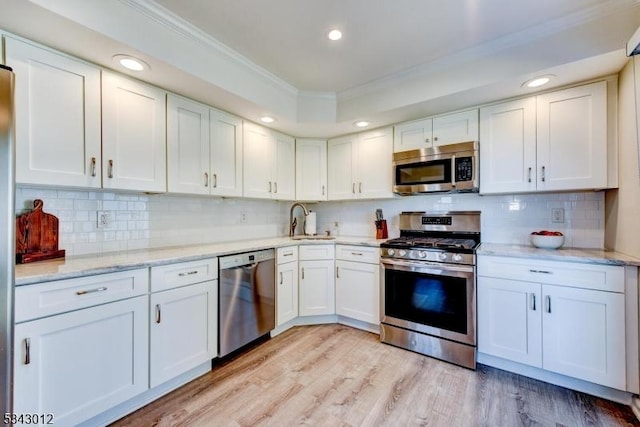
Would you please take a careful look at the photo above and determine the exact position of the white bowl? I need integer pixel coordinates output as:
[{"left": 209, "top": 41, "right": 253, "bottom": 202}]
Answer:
[{"left": 530, "top": 234, "right": 565, "bottom": 249}]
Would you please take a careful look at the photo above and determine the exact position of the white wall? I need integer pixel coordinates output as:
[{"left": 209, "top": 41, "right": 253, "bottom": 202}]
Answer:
[
  {"left": 604, "top": 57, "right": 640, "bottom": 258},
  {"left": 16, "top": 186, "right": 605, "bottom": 257}
]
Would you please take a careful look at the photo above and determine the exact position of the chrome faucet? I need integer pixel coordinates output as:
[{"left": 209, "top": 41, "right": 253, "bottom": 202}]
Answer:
[{"left": 289, "top": 202, "right": 310, "bottom": 236}]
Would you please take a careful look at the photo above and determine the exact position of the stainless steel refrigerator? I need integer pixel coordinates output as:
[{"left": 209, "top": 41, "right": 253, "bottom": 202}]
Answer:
[{"left": 0, "top": 64, "right": 16, "bottom": 416}]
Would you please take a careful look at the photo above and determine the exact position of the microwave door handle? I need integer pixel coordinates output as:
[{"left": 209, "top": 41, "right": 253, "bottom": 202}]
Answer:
[{"left": 451, "top": 155, "right": 456, "bottom": 188}]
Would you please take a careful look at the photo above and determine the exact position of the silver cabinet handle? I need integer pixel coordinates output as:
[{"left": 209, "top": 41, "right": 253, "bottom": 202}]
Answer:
[
  {"left": 178, "top": 271, "right": 198, "bottom": 276},
  {"left": 529, "top": 269, "right": 552, "bottom": 274},
  {"left": 351, "top": 252, "right": 363, "bottom": 256},
  {"left": 156, "top": 304, "right": 161, "bottom": 324},
  {"left": 322, "top": 185, "right": 325, "bottom": 196},
  {"left": 76, "top": 286, "right": 108, "bottom": 296},
  {"left": 531, "top": 294, "right": 536, "bottom": 311},
  {"left": 527, "top": 167, "right": 532, "bottom": 183},
  {"left": 301, "top": 268, "right": 305, "bottom": 280},
  {"left": 283, "top": 252, "right": 293, "bottom": 257},
  {"left": 24, "top": 338, "right": 31, "bottom": 365},
  {"left": 352, "top": 183, "right": 356, "bottom": 194},
  {"left": 204, "top": 172, "right": 209, "bottom": 187},
  {"left": 90, "top": 157, "right": 97, "bottom": 177},
  {"left": 269, "top": 181, "right": 272, "bottom": 193},
  {"left": 279, "top": 272, "right": 283, "bottom": 284},
  {"left": 336, "top": 266, "right": 340, "bottom": 278},
  {"left": 425, "top": 137, "right": 430, "bottom": 143},
  {"left": 359, "top": 182, "right": 362, "bottom": 193},
  {"left": 434, "top": 136, "right": 439, "bottom": 142},
  {"left": 108, "top": 160, "right": 114, "bottom": 179},
  {"left": 545, "top": 295, "right": 551, "bottom": 313},
  {"left": 274, "top": 182, "right": 278, "bottom": 193},
  {"left": 541, "top": 166, "right": 546, "bottom": 182},
  {"left": 213, "top": 173, "right": 217, "bottom": 188}
]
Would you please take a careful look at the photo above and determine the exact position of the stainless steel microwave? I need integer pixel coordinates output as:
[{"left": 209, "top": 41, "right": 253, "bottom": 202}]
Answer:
[{"left": 393, "top": 141, "right": 479, "bottom": 195}]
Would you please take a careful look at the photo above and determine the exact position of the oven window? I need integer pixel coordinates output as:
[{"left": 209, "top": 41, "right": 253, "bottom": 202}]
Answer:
[
  {"left": 396, "top": 159, "right": 451, "bottom": 185},
  {"left": 385, "top": 268, "right": 467, "bottom": 334}
]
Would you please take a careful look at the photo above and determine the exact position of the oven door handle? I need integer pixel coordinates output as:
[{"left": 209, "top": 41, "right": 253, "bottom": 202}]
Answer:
[{"left": 380, "top": 257, "right": 475, "bottom": 274}]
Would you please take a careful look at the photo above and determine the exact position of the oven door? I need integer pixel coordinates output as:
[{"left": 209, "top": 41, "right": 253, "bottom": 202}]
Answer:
[{"left": 380, "top": 258, "right": 476, "bottom": 345}]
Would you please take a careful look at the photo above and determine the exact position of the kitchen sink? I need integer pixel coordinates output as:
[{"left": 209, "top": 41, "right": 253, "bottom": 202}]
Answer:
[{"left": 290, "top": 235, "right": 336, "bottom": 240}]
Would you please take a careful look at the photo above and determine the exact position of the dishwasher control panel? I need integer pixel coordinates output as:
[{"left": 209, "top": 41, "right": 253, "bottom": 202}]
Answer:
[{"left": 219, "top": 248, "right": 275, "bottom": 269}]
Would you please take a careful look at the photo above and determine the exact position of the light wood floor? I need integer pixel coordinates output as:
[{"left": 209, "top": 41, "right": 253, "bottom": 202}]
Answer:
[{"left": 111, "top": 324, "right": 639, "bottom": 426}]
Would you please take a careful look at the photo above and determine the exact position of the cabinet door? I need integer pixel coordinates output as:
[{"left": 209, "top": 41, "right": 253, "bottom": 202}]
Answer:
[
  {"left": 277, "top": 261, "right": 298, "bottom": 325},
  {"left": 432, "top": 109, "right": 478, "bottom": 146},
  {"left": 243, "top": 122, "right": 273, "bottom": 199},
  {"left": 299, "top": 260, "right": 335, "bottom": 316},
  {"left": 150, "top": 281, "right": 216, "bottom": 387},
  {"left": 6, "top": 37, "right": 101, "bottom": 188},
  {"left": 328, "top": 135, "right": 357, "bottom": 200},
  {"left": 542, "top": 284, "right": 625, "bottom": 389},
  {"left": 166, "top": 94, "right": 210, "bottom": 195},
  {"left": 296, "top": 139, "right": 327, "bottom": 201},
  {"left": 479, "top": 98, "right": 537, "bottom": 194},
  {"left": 273, "top": 131, "right": 296, "bottom": 201},
  {"left": 102, "top": 72, "right": 167, "bottom": 192},
  {"left": 357, "top": 127, "right": 393, "bottom": 199},
  {"left": 335, "top": 260, "right": 379, "bottom": 325},
  {"left": 393, "top": 118, "right": 432, "bottom": 152},
  {"left": 536, "top": 81, "right": 607, "bottom": 191},
  {"left": 13, "top": 296, "right": 148, "bottom": 427},
  {"left": 210, "top": 109, "right": 243, "bottom": 197},
  {"left": 477, "top": 277, "right": 542, "bottom": 367}
]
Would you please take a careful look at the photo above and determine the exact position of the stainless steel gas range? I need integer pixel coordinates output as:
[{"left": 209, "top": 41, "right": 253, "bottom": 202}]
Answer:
[{"left": 380, "top": 211, "right": 481, "bottom": 369}]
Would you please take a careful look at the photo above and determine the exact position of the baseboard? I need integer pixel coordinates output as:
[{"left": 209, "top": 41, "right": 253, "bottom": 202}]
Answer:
[
  {"left": 478, "top": 352, "right": 633, "bottom": 405},
  {"left": 78, "top": 362, "right": 211, "bottom": 427},
  {"left": 631, "top": 396, "right": 640, "bottom": 422},
  {"left": 337, "top": 316, "right": 380, "bottom": 334}
]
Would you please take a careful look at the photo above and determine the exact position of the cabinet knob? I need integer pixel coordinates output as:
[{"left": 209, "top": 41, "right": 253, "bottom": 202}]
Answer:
[{"left": 434, "top": 136, "right": 438, "bottom": 142}]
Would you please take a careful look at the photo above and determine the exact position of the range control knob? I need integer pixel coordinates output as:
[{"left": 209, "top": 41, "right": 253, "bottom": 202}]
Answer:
[
  {"left": 387, "top": 249, "right": 395, "bottom": 256},
  {"left": 418, "top": 251, "right": 427, "bottom": 258},
  {"left": 452, "top": 254, "right": 463, "bottom": 262},
  {"left": 438, "top": 252, "right": 448, "bottom": 261},
  {"left": 399, "top": 250, "right": 407, "bottom": 257}
]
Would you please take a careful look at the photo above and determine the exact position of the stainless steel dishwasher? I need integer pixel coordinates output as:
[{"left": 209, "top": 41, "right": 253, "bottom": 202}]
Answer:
[{"left": 218, "top": 249, "right": 276, "bottom": 357}]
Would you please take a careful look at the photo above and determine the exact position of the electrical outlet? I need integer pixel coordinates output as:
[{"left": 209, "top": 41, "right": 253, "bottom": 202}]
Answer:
[
  {"left": 240, "top": 211, "right": 248, "bottom": 224},
  {"left": 97, "top": 211, "right": 112, "bottom": 229},
  {"left": 551, "top": 208, "right": 564, "bottom": 223}
]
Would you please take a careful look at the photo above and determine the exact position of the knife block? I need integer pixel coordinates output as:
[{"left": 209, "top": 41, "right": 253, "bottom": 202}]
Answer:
[{"left": 375, "top": 220, "right": 388, "bottom": 239}]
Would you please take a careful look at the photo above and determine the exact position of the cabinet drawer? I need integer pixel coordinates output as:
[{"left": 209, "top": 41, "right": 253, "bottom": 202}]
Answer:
[
  {"left": 335, "top": 245, "right": 380, "bottom": 264},
  {"left": 477, "top": 255, "right": 624, "bottom": 293},
  {"left": 277, "top": 246, "right": 299, "bottom": 264},
  {"left": 15, "top": 269, "right": 149, "bottom": 323},
  {"left": 299, "top": 244, "right": 335, "bottom": 260},
  {"left": 151, "top": 258, "right": 217, "bottom": 292}
]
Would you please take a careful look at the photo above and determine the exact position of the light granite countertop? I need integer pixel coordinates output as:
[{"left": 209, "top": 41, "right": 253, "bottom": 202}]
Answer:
[
  {"left": 15, "top": 236, "right": 386, "bottom": 286},
  {"left": 478, "top": 243, "right": 640, "bottom": 267}
]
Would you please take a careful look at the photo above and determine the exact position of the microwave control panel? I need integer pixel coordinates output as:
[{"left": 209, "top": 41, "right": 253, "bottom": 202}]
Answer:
[{"left": 455, "top": 157, "right": 473, "bottom": 182}]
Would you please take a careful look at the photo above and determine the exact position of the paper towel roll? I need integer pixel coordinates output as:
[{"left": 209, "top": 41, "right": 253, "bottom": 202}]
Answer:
[{"left": 304, "top": 211, "right": 317, "bottom": 235}]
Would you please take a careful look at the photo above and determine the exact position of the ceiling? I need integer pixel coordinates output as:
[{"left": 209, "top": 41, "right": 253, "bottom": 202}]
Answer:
[{"left": 1, "top": 0, "right": 640, "bottom": 137}]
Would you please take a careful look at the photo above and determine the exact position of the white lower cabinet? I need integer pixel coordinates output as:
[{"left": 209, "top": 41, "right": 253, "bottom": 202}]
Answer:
[
  {"left": 335, "top": 245, "right": 380, "bottom": 325},
  {"left": 478, "top": 255, "right": 627, "bottom": 390},
  {"left": 299, "top": 245, "right": 335, "bottom": 316},
  {"left": 13, "top": 295, "right": 149, "bottom": 427},
  {"left": 276, "top": 247, "right": 299, "bottom": 325}
]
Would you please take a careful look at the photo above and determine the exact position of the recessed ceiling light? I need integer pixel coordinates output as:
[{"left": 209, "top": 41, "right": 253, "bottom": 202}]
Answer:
[
  {"left": 327, "top": 29, "right": 343, "bottom": 41},
  {"left": 260, "top": 116, "right": 276, "bottom": 124},
  {"left": 354, "top": 121, "right": 369, "bottom": 128},
  {"left": 522, "top": 74, "right": 555, "bottom": 88},
  {"left": 113, "top": 54, "right": 149, "bottom": 72}
]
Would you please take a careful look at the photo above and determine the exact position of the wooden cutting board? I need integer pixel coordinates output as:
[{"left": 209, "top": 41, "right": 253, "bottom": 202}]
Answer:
[{"left": 16, "top": 199, "right": 65, "bottom": 264}]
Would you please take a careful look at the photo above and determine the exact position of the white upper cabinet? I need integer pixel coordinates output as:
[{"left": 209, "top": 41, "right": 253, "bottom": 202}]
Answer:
[
  {"left": 167, "top": 95, "right": 243, "bottom": 197},
  {"left": 480, "top": 81, "right": 608, "bottom": 194},
  {"left": 328, "top": 127, "right": 393, "bottom": 200},
  {"left": 6, "top": 37, "right": 102, "bottom": 188},
  {"left": 393, "top": 110, "right": 478, "bottom": 152},
  {"left": 480, "top": 97, "right": 537, "bottom": 194},
  {"left": 295, "top": 139, "right": 327, "bottom": 201},
  {"left": 102, "top": 71, "right": 167, "bottom": 192},
  {"left": 210, "top": 109, "right": 243, "bottom": 197},
  {"left": 243, "top": 122, "right": 295, "bottom": 200},
  {"left": 167, "top": 94, "right": 210, "bottom": 195},
  {"left": 536, "top": 82, "right": 607, "bottom": 191}
]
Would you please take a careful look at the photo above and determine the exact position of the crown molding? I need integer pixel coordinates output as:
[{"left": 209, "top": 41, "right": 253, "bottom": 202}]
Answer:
[{"left": 121, "top": 0, "right": 299, "bottom": 96}]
